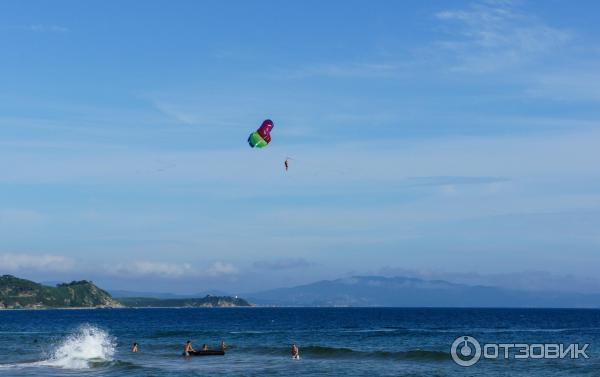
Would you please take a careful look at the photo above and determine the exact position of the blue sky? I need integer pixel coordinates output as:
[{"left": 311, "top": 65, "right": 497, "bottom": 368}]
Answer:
[{"left": 1, "top": 0, "right": 600, "bottom": 294}]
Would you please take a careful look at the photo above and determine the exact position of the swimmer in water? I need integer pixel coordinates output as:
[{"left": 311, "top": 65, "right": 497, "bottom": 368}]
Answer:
[
  {"left": 131, "top": 342, "right": 138, "bottom": 353},
  {"left": 291, "top": 344, "right": 300, "bottom": 359}
]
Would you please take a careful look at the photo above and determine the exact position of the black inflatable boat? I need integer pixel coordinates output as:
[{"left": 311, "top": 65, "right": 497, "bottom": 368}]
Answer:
[{"left": 185, "top": 350, "right": 225, "bottom": 356}]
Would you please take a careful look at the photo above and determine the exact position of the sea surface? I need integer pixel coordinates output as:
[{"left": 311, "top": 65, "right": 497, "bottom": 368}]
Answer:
[{"left": 0, "top": 308, "right": 599, "bottom": 376}]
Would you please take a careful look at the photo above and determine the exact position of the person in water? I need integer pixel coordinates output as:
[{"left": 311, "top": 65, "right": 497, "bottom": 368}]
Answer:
[
  {"left": 220, "top": 340, "right": 226, "bottom": 351},
  {"left": 183, "top": 340, "right": 195, "bottom": 356},
  {"left": 202, "top": 344, "right": 209, "bottom": 351},
  {"left": 291, "top": 344, "right": 300, "bottom": 359},
  {"left": 131, "top": 343, "right": 138, "bottom": 353}
]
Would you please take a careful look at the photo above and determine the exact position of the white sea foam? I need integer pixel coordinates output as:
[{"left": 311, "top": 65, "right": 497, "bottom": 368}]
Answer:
[{"left": 37, "top": 324, "right": 116, "bottom": 369}]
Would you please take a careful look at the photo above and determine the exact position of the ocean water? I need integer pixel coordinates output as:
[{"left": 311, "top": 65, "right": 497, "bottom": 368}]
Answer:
[{"left": 0, "top": 308, "right": 599, "bottom": 376}]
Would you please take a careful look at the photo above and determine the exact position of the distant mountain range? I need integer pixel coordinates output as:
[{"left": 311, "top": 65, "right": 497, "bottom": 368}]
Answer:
[{"left": 247, "top": 275, "right": 600, "bottom": 308}]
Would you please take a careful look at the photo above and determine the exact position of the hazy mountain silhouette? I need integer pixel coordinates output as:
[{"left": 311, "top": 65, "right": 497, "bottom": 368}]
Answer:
[{"left": 247, "top": 275, "right": 600, "bottom": 308}]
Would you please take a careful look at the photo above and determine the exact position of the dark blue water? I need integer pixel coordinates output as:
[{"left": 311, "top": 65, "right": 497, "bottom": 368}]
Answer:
[{"left": 0, "top": 308, "right": 599, "bottom": 376}]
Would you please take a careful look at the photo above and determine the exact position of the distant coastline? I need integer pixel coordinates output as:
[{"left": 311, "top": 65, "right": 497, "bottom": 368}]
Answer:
[
  {"left": 116, "top": 296, "right": 252, "bottom": 308},
  {"left": 4, "top": 274, "right": 600, "bottom": 309},
  {"left": 0, "top": 275, "right": 251, "bottom": 310}
]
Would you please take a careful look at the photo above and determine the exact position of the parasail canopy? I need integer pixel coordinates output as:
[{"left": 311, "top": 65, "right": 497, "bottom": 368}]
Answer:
[{"left": 248, "top": 119, "right": 274, "bottom": 148}]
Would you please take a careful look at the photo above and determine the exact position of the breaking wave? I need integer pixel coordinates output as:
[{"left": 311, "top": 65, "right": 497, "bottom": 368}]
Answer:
[{"left": 38, "top": 324, "right": 116, "bottom": 369}]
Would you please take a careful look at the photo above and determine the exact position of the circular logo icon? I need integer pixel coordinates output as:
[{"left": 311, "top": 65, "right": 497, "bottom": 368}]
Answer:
[{"left": 451, "top": 336, "right": 481, "bottom": 367}]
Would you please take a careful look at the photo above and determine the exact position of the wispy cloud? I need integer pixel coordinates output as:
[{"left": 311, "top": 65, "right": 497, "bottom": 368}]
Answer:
[
  {"left": 108, "top": 261, "right": 194, "bottom": 278},
  {"left": 253, "top": 258, "right": 315, "bottom": 270},
  {"left": 206, "top": 261, "right": 238, "bottom": 277},
  {"left": 105, "top": 260, "right": 238, "bottom": 279},
  {"left": 403, "top": 176, "right": 509, "bottom": 187},
  {"left": 151, "top": 101, "right": 197, "bottom": 125},
  {"left": 11, "top": 24, "right": 70, "bottom": 33},
  {"left": 434, "top": 1, "right": 571, "bottom": 72},
  {"left": 278, "top": 62, "right": 407, "bottom": 79},
  {"left": 0, "top": 253, "right": 75, "bottom": 272},
  {"left": 527, "top": 70, "right": 600, "bottom": 102},
  {"left": 149, "top": 98, "right": 252, "bottom": 127}
]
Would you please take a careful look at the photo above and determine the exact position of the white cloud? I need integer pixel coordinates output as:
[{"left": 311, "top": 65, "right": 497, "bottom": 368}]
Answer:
[
  {"left": 206, "top": 261, "right": 238, "bottom": 277},
  {"left": 253, "top": 258, "right": 314, "bottom": 270},
  {"left": 108, "top": 261, "right": 193, "bottom": 278},
  {"left": 434, "top": 1, "right": 571, "bottom": 72},
  {"left": 25, "top": 25, "right": 69, "bottom": 33},
  {"left": 105, "top": 260, "right": 238, "bottom": 279},
  {"left": 0, "top": 253, "right": 75, "bottom": 272}
]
